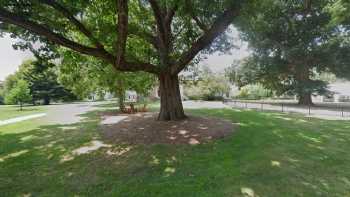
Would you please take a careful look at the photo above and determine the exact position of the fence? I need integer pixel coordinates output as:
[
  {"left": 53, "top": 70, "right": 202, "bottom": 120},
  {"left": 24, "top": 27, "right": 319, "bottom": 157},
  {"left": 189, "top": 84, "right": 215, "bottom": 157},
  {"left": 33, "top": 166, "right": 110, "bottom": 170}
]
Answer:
[{"left": 223, "top": 99, "right": 350, "bottom": 119}]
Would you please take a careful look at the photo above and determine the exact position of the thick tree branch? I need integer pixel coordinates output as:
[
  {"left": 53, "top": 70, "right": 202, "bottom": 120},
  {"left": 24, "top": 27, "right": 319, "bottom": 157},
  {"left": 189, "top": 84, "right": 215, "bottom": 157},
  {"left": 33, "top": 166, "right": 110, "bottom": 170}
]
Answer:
[
  {"left": 40, "top": 0, "right": 105, "bottom": 50},
  {"left": 148, "top": 0, "right": 165, "bottom": 38},
  {"left": 0, "top": 7, "right": 114, "bottom": 63},
  {"left": 185, "top": 1, "right": 208, "bottom": 32},
  {"left": 123, "top": 61, "right": 160, "bottom": 73},
  {"left": 114, "top": 0, "right": 159, "bottom": 74},
  {"left": 129, "top": 24, "right": 158, "bottom": 48},
  {"left": 171, "top": 6, "right": 240, "bottom": 74},
  {"left": 192, "top": 15, "right": 209, "bottom": 32},
  {"left": 304, "top": 0, "right": 312, "bottom": 12},
  {"left": 165, "top": 4, "right": 178, "bottom": 28},
  {"left": 0, "top": 7, "right": 158, "bottom": 74},
  {"left": 148, "top": 0, "right": 168, "bottom": 46},
  {"left": 148, "top": 0, "right": 173, "bottom": 66},
  {"left": 115, "top": 0, "right": 129, "bottom": 66}
]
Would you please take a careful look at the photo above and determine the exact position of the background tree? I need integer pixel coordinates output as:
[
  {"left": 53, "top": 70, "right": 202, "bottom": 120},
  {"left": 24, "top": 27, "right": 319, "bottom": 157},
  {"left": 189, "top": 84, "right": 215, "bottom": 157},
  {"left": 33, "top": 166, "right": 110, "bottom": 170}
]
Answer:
[
  {"left": 3, "top": 60, "right": 77, "bottom": 105},
  {"left": 236, "top": 0, "right": 350, "bottom": 105},
  {"left": 224, "top": 59, "right": 258, "bottom": 90},
  {"left": 183, "top": 66, "right": 231, "bottom": 101},
  {"left": 18, "top": 60, "right": 77, "bottom": 105},
  {"left": 237, "top": 84, "right": 272, "bottom": 100},
  {"left": 0, "top": 0, "right": 243, "bottom": 120},
  {"left": 0, "top": 86, "right": 4, "bottom": 104},
  {"left": 5, "top": 80, "right": 32, "bottom": 110},
  {"left": 59, "top": 50, "right": 155, "bottom": 111},
  {"left": 2, "top": 74, "right": 19, "bottom": 97}
]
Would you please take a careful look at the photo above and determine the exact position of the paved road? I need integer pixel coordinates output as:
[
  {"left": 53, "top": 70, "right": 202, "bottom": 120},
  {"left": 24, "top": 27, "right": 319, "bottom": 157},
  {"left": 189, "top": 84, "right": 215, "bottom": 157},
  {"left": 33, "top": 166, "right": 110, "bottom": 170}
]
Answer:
[
  {"left": 182, "top": 101, "right": 229, "bottom": 109},
  {"left": 41, "top": 101, "right": 111, "bottom": 125},
  {"left": 4, "top": 100, "right": 346, "bottom": 126},
  {"left": 39, "top": 101, "right": 227, "bottom": 125}
]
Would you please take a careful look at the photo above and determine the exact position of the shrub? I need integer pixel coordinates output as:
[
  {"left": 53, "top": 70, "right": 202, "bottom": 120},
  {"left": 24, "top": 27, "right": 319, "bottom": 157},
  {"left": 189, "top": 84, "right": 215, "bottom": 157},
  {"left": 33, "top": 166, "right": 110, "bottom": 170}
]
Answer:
[
  {"left": 183, "top": 75, "right": 230, "bottom": 101},
  {"left": 237, "top": 84, "right": 272, "bottom": 100}
]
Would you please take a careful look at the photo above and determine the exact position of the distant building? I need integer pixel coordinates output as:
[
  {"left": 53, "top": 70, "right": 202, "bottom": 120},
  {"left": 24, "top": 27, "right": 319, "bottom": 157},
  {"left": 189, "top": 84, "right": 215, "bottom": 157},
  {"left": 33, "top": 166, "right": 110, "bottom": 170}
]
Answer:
[
  {"left": 125, "top": 90, "right": 137, "bottom": 102},
  {"left": 89, "top": 90, "right": 140, "bottom": 103}
]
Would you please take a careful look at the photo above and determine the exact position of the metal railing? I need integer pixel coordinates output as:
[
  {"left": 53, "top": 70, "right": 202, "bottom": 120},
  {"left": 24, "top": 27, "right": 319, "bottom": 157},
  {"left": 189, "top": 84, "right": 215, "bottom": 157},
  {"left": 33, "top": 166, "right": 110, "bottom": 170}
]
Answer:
[{"left": 223, "top": 99, "right": 349, "bottom": 118}]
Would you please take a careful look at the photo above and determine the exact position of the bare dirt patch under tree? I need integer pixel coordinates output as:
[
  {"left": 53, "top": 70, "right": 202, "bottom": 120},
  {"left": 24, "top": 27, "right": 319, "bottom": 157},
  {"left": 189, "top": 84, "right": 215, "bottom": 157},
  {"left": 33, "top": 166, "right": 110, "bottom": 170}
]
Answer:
[{"left": 100, "top": 112, "right": 237, "bottom": 145}]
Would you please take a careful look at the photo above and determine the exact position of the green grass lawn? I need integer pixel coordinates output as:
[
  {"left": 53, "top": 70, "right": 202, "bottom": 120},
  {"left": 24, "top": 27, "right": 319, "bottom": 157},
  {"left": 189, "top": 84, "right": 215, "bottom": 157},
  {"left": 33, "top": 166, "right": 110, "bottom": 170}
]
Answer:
[
  {"left": 0, "top": 105, "right": 47, "bottom": 120},
  {"left": 1, "top": 107, "right": 350, "bottom": 196}
]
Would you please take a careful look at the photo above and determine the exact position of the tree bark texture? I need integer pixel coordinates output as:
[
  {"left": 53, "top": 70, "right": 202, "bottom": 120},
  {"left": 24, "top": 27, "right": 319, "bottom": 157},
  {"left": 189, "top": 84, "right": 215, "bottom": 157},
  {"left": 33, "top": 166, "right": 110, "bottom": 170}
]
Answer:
[{"left": 157, "top": 73, "right": 186, "bottom": 121}]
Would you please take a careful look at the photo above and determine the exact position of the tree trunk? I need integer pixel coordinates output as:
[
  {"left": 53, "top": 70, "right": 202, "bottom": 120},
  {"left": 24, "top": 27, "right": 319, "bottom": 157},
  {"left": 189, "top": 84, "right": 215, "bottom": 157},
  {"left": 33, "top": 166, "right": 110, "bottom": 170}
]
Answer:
[
  {"left": 298, "top": 92, "right": 313, "bottom": 105},
  {"left": 118, "top": 92, "right": 125, "bottom": 112},
  {"left": 158, "top": 73, "right": 186, "bottom": 121},
  {"left": 295, "top": 66, "right": 313, "bottom": 106},
  {"left": 20, "top": 101, "right": 23, "bottom": 111},
  {"left": 43, "top": 97, "right": 50, "bottom": 105},
  {"left": 116, "top": 78, "right": 126, "bottom": 112}
]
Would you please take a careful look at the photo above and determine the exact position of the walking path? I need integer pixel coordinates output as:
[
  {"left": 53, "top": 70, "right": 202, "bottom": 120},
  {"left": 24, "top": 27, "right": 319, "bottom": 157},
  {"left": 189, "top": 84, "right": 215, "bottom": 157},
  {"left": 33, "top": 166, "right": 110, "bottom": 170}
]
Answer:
[
  {"left": 2, "top": 100, "right": 346, "bottom": 127},
  {"left": 0, "top": 101, "right": 112, "bottom": 126},
  {"left": 0, "top": 113, "right": 47, "bottom": 126},
  {"left": 182, "top": 100, "right": 229, "bottom": 109},
  {"left": 42, "top": 101, "right": 112, "bottom": 125}
]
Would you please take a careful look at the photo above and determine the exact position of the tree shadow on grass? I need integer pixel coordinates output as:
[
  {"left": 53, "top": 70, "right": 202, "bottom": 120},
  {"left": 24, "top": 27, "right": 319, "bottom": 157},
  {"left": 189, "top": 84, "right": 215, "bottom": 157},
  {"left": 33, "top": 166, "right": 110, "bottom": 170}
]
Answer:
[
  {"left": 1, "top": 108, "right": 350, "bottom": 196},
  {"left": 0, "top": 110, "right": 117, "bottom": 196},
  {"left": 188, "top": 108, "right": 350, "bottom": 195}
]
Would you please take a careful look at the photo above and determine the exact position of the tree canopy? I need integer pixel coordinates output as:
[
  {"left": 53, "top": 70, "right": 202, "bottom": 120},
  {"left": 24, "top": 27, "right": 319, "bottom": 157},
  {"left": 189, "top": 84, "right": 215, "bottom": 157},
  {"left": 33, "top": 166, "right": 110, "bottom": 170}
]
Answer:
[
  {"left": 0, "top": 0, "right": 244, "bottom": 120},
  {"left": 327, "top": 0, "right": 350, "bottom": 25},
  {"left": 3, "top": 59, "right": 76, "bottom": 105},
  {"left": 235, "top": 0, "right": 350, "bottom": 105}
]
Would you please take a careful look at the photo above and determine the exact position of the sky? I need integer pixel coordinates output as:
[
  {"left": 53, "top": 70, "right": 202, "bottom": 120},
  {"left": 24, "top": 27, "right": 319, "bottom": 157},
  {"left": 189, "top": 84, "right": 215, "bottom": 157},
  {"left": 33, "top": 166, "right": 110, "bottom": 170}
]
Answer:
[
  {"left": 0, "top": 30, "right": 250, "bottom": 81},
  {"left": 0, "top": 34, "right": 34, "bottom": 81}
]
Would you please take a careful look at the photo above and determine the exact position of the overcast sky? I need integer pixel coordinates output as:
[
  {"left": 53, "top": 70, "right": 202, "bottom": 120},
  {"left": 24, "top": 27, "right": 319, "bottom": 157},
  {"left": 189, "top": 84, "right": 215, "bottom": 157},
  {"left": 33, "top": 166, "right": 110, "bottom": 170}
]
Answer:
[
  {"left": 0, "top": 34, "right": 33, "bottom": 80},
  {"left": 0, "top": 29, "right": 250, "bottom": 81}
]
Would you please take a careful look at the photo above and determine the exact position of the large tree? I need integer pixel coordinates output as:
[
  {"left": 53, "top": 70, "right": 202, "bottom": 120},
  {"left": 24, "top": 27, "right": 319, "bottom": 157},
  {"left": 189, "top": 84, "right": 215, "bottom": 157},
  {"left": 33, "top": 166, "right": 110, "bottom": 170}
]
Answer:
[
  {"left": 0, "top": 0, "right": 243, "bottom": 120},
  {"left": 19, "top": 60, "right": 77, "bottom": 105},
  {"left": 236, "top": 0, "right": 350, "bottom": 105},
  {"left": 3, "top": 59, "right": 76, "bottom": 105}
]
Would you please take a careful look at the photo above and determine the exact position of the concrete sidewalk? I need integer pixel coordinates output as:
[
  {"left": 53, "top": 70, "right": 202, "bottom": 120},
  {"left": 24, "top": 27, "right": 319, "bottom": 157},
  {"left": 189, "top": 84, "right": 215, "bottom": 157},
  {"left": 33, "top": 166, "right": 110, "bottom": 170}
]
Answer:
[{"left": 0, "top": 113, "right": 47, "bottom": 126}]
